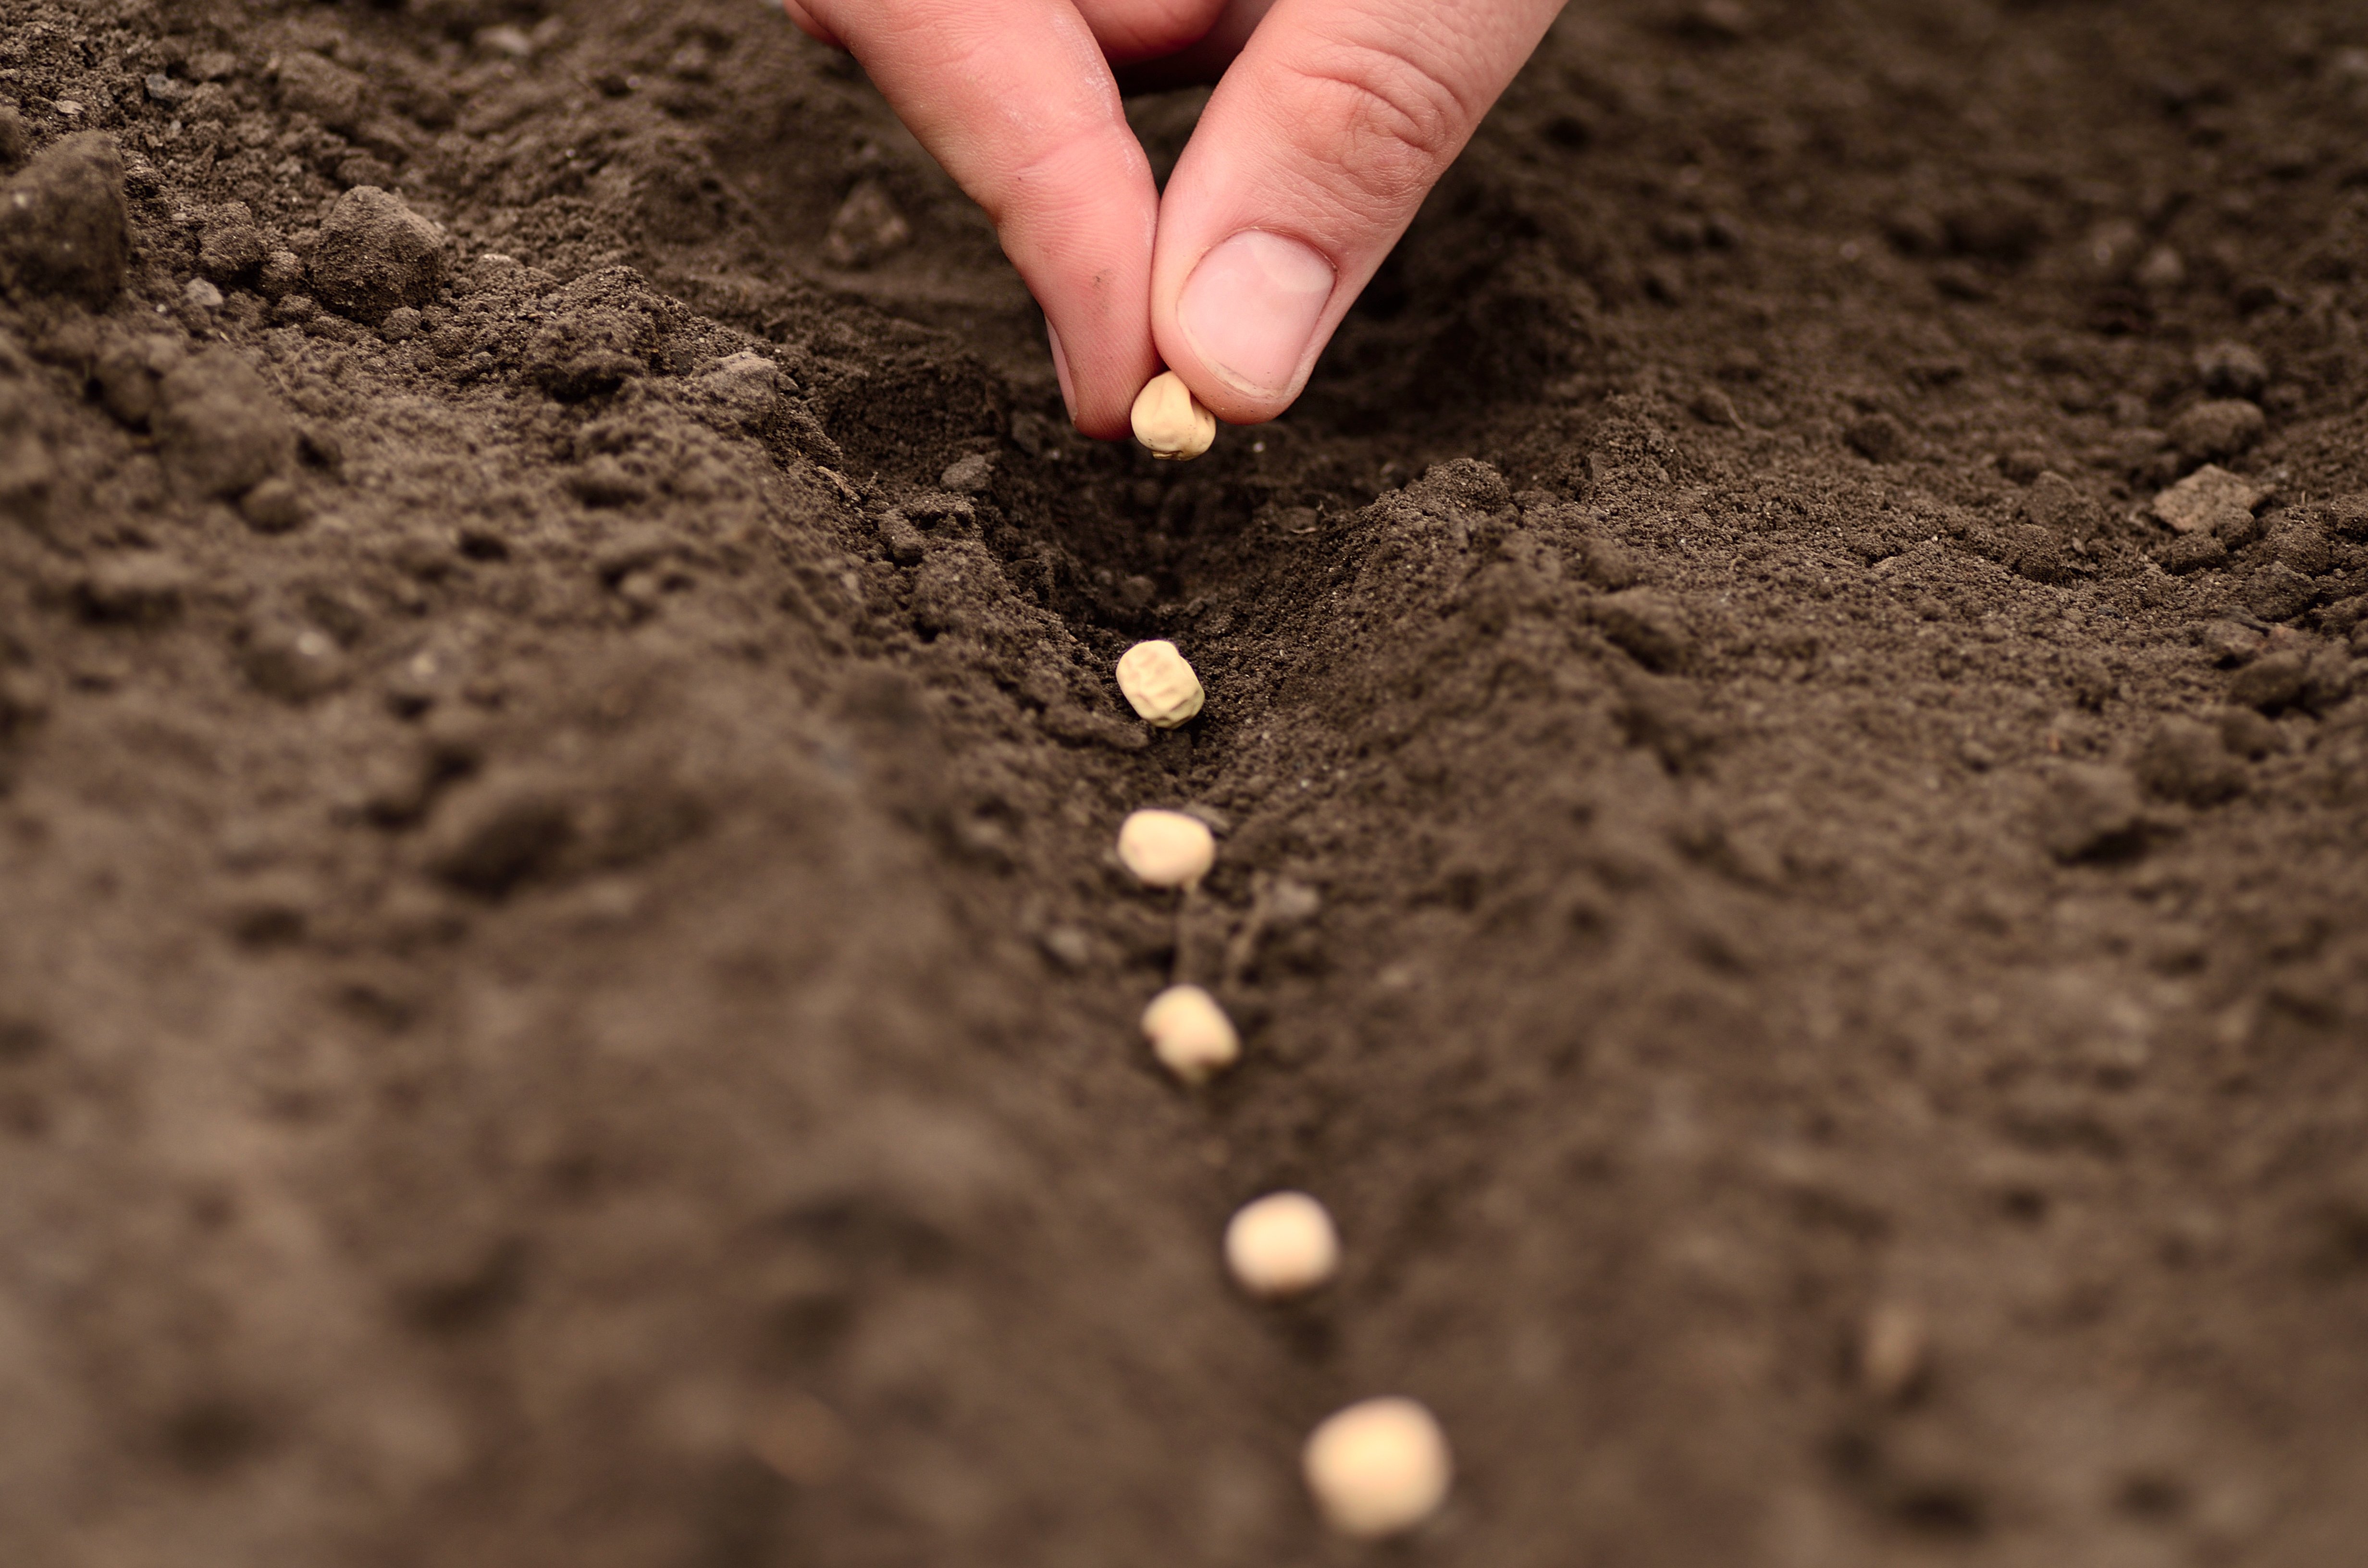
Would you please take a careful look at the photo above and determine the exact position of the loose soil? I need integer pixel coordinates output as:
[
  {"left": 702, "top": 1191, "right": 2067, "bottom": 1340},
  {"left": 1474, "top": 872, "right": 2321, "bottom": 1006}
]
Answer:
[{"left": 2, "top": 1, "right": 2367, "bottom": 1565}]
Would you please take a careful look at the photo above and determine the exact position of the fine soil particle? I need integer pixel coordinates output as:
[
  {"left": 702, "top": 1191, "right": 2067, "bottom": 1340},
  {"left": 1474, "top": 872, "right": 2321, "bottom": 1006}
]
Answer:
[{"left": 1, "top": 3, "right": 2367, "bottom": 1567}]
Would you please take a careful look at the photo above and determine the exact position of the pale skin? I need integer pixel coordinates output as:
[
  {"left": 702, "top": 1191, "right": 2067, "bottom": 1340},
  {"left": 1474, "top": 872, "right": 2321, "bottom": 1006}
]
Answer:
[{"left": 780, "top": 0, "right": 1569, "bottom": 440}]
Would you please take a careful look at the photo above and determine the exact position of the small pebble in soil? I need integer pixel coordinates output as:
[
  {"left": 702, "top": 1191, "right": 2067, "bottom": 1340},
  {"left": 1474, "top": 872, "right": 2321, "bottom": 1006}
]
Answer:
[
  {"left": 1225, "top": 1191, "right": 1339, "bottom": 1298},
  {"left": 822, "top": 179, "right": 910, "bottom": 269},
  {"left": 1037, "top": 926, "right": 1093, "bottom": 971},
  {"left": 1116, "top": 809, "right": 1214, "bottom": 888},
  {"left": 1140, "top": 984, "right": 1238, "bottom": 1084},
  {"left": 939, "top": 452, "right": 993, "bottom": 494},
  {"left": 1303, "top": 1397, "right": 1453, "bottom": 1538},
  {"left": 877, "top": 513, "right": 925, "bottom": 566},
  {"left": 258, "top": 249, "right": 306, "bottom": 301},
  {"left": 238, "top": 476, "right": 308, "bottom": 535},
  {"left": 2151, "top": 464, "right": 2266, "bottom": 536},
  {"left": 1114, "top": 639, "right": 1204, "bottom": 728},
  {"left": 1131, "top": 371, "right": 1216, "bottom": 461}
]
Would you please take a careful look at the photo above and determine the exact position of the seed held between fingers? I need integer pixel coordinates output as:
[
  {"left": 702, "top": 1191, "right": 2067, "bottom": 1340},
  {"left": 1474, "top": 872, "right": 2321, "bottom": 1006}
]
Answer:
[
  {"left": 1225, "top": 1191, "right": 1339, "bottom": 1298},
  {"left": 1130, "top": 370, "right": 1216, "bottom": 461},
  {"left": 1303, "top": 1397, "right": 1453, "bottom": 1539},
  {"left": 1141, "top": 984, "right": 1239, "bottom": 1083},
  {"left": 1115, "top": 639, "right": 1204, "bottom": 728},
  {"left": 1116, "top": 808, "right": 1214, "bottom": 889}
]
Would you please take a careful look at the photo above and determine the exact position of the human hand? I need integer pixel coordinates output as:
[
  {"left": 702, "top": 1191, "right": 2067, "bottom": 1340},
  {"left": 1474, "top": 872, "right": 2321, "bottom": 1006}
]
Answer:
[{"left": 781, "top": 0, "right": 1566, "bottom": 441}]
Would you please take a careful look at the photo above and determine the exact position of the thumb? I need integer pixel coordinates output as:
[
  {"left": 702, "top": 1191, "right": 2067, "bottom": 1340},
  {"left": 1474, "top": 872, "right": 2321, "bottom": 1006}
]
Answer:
[{"left": 1150, "top": 0, "right": 1565, "bottom": 423}]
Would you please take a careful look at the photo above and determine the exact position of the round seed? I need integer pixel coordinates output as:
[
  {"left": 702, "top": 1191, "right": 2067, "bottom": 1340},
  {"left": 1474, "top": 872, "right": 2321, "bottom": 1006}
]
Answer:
[
  {"left": 1303, "top": 1397, "right": 1452, "bottom": 1539},
  {"left": 1224, "top": 1191, "right": 1339, "bottom": 1298},
  {"left": 1115, "top": 639, "right": 1204, "bottom": 728},
  {"left": 1115, "top": 809, "right": 1213, "bottom": 889},
  {"left": 1140, "top": 984, "right": 1239, "bottom": 1083},
  {"left": 1130, "top": 370, "right": 1216, "bottom": 461}
]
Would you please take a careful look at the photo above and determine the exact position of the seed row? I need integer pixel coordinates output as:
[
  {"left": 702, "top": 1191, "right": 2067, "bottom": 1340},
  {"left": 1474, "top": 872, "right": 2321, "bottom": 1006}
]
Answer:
[{"left": 1110, "top": 636, "right": 1453, "bottom": 1540}]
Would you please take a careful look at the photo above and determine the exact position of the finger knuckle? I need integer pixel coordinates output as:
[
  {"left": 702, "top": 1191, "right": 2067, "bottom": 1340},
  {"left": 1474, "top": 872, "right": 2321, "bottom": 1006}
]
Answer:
[{"left": 1287, "top": 42, "right": 1472, "bottom": 196}]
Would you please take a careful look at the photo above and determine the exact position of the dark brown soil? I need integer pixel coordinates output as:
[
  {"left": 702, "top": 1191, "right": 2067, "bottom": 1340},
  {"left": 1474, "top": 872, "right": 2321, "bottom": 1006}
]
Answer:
[{"left": 3, "top": 1, "right": 2368, "bottom": 1563}]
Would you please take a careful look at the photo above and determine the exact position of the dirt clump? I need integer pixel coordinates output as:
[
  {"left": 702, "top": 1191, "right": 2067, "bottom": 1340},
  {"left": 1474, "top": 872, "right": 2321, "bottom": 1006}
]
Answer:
[
  {"left": 151, "top": 347, "right": 296, "bottom": 502},
  {"left": 0, "top": 131, "right": 129, "bottom": 306},
  {"left": 308, "top": 185, "right": 444, "bottom": 323}
]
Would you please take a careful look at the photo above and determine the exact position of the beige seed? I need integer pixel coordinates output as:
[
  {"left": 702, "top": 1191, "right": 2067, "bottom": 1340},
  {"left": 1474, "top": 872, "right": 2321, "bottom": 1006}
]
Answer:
[
  {"left": 1130, "top": 370, "right": 1216, "bottom": 461},
  {"left": 1115, "top": 639, "right": 1204, "bottom": 728},
  {"left": 1303, "top": 1397, "right": 1452, "bottom": 1538},
  {"left": 1225, "top": 1191, "right": 1338, "bottom": 1298},
  {"left": 1141, "top": 984, "right": 1239, "bottom": 1084},
  {"left": 1115, "top": 808, "right": 1214, "bottom": 889}
]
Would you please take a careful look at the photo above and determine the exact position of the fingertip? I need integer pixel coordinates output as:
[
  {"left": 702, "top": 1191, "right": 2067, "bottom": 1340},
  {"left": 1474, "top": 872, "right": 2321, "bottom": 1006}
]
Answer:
[
  {"left": 1048, "top": 323, "right": 1079, "bottom": 422},
  {"left": 779, "top": 1, "right": 843, "bottom": 49},
  {"left": 1046, "top": 320, "right": 1152, "bottom": 440},
  {"left": 1069, "top": 406, "right": 1137, "bottom": 442},
  {"left": 803, "top": 0, "right": 1161, "bottom": 443},
  {"left": 1068, "top": 386, "right": 1147, "bottom": 443}
]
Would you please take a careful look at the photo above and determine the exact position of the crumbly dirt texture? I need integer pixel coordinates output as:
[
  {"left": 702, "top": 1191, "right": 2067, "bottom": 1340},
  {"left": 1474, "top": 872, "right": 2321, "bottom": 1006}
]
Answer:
[{"left": 3, "top": 2, "right": 2367, "bottom": 1564}]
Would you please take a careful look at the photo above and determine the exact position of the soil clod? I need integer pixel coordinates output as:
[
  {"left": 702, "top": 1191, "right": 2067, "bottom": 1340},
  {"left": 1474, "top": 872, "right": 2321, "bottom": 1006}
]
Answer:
[
  {"left": 0, "top": 132, "right": 129, "bottom": 306},
  {"left": 309, "top": 186, "right": 445, "bottom": 324},
  {"left": 153, "top": 349, "right": 296, "bottom": 501}
]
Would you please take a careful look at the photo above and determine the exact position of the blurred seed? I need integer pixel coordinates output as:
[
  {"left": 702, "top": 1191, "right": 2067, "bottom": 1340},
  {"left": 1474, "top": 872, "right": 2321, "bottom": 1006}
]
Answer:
[
  {"left": 1131, "top": 370, "right": 1215, "bottom": 461},
  {"left": 1116, "top": 808, "right": 1214, "bottom": 889},
  {"left": 1225, "top": 1191, "right": 1338, "bottom": 1298},
  {"left": 1115, "top": 639, "right": 1204, "bottom": 728},
  {"left": 1141, "top": 984, "right": 1238, "bottom": 1084},
  {"left": 1303, "top": 1397, "right": 1452, "bottom": 1538}
]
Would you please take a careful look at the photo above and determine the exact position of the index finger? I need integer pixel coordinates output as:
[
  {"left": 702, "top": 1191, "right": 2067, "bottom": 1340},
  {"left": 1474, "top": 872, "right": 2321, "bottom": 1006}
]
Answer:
[{"left": 785, "top": 0, "right": 1162, "bottom": 438}]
